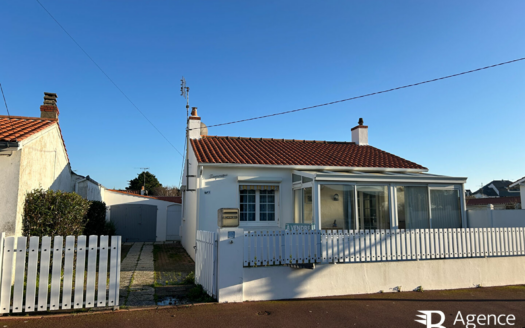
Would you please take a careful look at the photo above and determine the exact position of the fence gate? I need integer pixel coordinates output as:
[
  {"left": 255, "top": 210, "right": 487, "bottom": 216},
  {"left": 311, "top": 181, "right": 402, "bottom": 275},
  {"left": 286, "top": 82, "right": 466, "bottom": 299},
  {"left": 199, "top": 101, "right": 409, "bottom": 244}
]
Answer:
[
  {"left": 0, "top": 233, "right": 121, "bottom": 314},
  {"left": 195, "top": 231, "right": 217, "bottom": 298}
]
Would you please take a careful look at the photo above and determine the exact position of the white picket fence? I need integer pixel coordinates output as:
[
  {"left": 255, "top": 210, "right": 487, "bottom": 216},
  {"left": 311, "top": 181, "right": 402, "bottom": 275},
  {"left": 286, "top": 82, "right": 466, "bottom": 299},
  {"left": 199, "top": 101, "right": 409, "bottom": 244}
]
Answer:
[
  {"left": 243, "top": 228, "right": 525, "bottom": 267},
  {"left": 195, "top": 231, "right": 217, "bottom": 298},
  {"left": 0, "top": 233, "right": 121, "bottom": 313}
]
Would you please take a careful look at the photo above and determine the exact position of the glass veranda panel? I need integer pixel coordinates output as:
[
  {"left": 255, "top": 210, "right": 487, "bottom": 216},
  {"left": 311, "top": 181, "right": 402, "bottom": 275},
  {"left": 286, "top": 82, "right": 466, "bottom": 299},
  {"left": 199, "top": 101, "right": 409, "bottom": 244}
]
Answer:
[
  {"left": 430, "top": 189, "right": 462, "bottom": 228},
  {"left": 320, "top": 185, "right": 355, "bottom": 230},
  {"left": 357, "top": 185, "right": 390, "bottom": 230},
  {"left": 396, "top": 186, "right": 430, "bottom": 229}
]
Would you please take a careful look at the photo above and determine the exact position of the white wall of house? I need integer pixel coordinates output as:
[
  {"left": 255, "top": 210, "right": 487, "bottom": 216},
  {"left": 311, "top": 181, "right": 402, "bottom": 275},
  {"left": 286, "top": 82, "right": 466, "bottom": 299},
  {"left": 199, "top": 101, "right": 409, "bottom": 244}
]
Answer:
[
  {"left": 181, "top": 147, "right": 200, "bottom": 260},
  {"left": 2, "top": 125, "right": 72, "bottom": 237},
  {"left": 75, "top": 179, "right": 104, "bottom": 202},
  {"left": 521, "top": 184, "right": 525, "bottom": 208},
  {"left": 0, "top": 151, "right": 22, "bottom": 235},
  {"left": 104, "top": 190, "right": 173, "bottom": 242}
]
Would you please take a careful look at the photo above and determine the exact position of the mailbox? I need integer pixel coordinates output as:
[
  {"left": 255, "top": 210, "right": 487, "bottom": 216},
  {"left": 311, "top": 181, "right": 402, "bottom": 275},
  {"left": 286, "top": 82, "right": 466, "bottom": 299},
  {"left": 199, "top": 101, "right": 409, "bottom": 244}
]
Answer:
[{"left": 218, "top": 208, "right": 239, "bottom": 228}]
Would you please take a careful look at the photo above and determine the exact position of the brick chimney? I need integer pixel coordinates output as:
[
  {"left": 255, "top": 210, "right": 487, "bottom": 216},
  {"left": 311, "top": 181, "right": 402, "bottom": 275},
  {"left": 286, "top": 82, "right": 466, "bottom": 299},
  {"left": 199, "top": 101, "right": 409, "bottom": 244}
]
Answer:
[
  {"left": 40, "top": 92, "right": 59, "bottom": 119},
  {"left": 188, "top": 107, "right": 202, "bottom": 139},
  {"left": 351, "top": 118, "right": 368, "bottom": 145}
]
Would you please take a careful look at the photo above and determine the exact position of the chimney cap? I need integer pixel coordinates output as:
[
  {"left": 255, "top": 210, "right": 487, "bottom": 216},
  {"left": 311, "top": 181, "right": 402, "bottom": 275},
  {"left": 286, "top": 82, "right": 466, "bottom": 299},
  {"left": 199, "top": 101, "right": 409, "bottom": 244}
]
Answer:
[
  {"left": 358, "top": 118, "right": 364, "bottom": 125},
  {"left": 191, "top": 107, "right": 198, "bottom": 116},
  {"left": 44, "top": 92, "right": 57, "bottom": 98}
]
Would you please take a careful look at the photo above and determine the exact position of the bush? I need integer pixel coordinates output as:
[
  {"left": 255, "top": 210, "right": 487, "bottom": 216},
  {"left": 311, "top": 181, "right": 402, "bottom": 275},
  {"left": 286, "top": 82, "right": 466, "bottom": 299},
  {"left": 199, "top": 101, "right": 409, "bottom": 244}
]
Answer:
[
  {"left": 23, "top": 188, "right": 90, "bottom": 238},
  {"left": 103, "top": 221, "right": 116, "bottom": 235},
  {"left": 84, "top": 201, "right": 107, "bottom": 235}
]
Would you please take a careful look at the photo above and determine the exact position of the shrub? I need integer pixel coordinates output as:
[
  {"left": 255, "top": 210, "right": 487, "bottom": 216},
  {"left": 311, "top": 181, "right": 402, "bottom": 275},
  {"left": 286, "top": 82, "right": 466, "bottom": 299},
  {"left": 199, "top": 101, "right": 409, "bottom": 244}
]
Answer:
[
  {"left": 103, "top": 221, "right": 117, "bottom": 235},
  {"left": 84, "top": 201, "right": 107, "bottom": 235},
  {"left": 23, "top": 188, "right": 90, "bottom": 238}
]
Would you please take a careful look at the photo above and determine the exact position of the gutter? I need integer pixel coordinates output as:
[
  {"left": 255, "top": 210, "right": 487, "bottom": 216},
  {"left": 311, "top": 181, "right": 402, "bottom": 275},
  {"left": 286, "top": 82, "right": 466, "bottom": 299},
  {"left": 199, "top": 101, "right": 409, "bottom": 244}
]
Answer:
[
  {"left": 0, "top": 141, "right": 19, "bottom": 156},
  {"left": 198, "top": 162, "right": 429, "bottom": 173}
]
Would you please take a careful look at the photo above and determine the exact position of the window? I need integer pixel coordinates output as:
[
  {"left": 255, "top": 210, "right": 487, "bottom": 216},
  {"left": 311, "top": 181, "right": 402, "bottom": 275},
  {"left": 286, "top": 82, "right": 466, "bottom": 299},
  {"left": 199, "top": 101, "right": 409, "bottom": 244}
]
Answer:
[
  {"left": 430, "top": 189, "right": 461, "bottom": 228},
  {"left": 356, "top": 185, "right": 390, "bottom": 230},
  {"left": 239, "top": 186, "right": 278, "bottom": 224},
  {"left": 396, "top": 186, "right": 429, "bottom": 229},
  {"left": 320, "top": 184, "right": 355, "bottom": 230}
]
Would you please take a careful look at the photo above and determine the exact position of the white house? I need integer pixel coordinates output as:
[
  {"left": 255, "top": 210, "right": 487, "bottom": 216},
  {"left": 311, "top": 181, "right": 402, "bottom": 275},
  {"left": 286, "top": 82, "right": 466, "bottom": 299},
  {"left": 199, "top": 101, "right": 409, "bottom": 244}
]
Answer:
[
  {"left": 181, "top": 108, "right": 468, "bottom": 260},
  {"left": 0, "top": 93, "right": 72, "bottom": 236},
  {"left": 510, "top": 176, "right": 525, "bottom": 208}
]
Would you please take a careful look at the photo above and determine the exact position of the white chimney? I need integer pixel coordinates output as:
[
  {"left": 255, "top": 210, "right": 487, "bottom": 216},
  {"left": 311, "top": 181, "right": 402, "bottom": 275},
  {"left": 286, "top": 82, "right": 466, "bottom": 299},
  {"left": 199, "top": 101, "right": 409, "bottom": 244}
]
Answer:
[
  {"left": 351, "top": 118, "right": 368, "bottom": 145},
  {"left": 188, "top": 107, "right": 201, "bottom": 139}
]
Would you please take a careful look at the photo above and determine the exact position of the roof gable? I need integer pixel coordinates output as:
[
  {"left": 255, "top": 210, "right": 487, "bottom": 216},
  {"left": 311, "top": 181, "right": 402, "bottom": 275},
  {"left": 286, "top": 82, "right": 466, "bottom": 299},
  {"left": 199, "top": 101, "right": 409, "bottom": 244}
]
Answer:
[
  {"left": 0, "top": 115, "right": 69, "bottom": 162},
  {"left": 0, "top": 115, "right": 57, "bottom": 142},
  {"left": 191, "top": 136, "right": 427, "bottom": 170}
]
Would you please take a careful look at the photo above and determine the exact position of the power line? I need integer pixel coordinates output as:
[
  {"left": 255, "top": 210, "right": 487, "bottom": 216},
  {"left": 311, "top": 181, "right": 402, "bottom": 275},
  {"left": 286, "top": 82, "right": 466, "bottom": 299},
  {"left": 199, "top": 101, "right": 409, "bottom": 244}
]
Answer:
[
  {"left": 0, "top": 83, "right": 18, "bottom": 142},
  {"left": 35, "top": 0, "right": 183, "bottom": 157},
  {"left": 202, "top": 56, "right": 525, "bottom": 129}
]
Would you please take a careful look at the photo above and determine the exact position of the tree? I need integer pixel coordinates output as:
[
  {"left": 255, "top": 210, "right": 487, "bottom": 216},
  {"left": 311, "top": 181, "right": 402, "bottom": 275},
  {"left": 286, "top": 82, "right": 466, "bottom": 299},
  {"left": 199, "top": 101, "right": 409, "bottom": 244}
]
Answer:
[
  {"left": 127, "top": 171, "right": 161, "bottom": 194},
  {"left": 151, "top": 185, "right": 181, "bottom": 196}
]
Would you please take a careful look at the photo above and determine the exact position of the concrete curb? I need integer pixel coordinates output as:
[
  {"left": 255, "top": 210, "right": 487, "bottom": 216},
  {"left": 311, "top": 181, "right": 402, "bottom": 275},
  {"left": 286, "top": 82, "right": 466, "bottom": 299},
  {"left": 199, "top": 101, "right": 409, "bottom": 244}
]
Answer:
[{"left": 0, "top": 302, "right": 217, "bottom": 321}]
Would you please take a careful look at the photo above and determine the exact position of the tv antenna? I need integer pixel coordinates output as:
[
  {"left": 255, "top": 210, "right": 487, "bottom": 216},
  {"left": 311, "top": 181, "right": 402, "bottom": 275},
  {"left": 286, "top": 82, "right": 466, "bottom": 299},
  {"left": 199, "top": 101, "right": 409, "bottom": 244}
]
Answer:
[{"left": 180, "top": 77, "right": 190, "bottom": 118}]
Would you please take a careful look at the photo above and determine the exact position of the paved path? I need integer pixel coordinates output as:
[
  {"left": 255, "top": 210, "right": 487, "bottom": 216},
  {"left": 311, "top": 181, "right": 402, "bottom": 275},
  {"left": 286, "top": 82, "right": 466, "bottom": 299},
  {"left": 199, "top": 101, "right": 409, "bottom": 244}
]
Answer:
[
  {"left": 119, "top": 243, "right": 156, "bottom": 307},
  {"left": 8, "top": 286, "right": 525, "bottom": 328}
]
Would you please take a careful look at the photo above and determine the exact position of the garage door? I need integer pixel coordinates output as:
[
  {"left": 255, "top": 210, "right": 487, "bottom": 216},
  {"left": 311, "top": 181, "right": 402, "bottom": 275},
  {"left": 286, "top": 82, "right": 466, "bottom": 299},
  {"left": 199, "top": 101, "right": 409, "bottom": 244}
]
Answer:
[{"left": 110, "top": 204, "right": 157, "bottom": 242}]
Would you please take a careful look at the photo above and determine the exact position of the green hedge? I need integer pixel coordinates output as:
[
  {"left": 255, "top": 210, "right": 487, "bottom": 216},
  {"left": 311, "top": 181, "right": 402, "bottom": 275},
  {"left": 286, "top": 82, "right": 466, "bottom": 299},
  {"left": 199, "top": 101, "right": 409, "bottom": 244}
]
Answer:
[{"left": 23, "top": 188, "right": 90, "bottom": 238}]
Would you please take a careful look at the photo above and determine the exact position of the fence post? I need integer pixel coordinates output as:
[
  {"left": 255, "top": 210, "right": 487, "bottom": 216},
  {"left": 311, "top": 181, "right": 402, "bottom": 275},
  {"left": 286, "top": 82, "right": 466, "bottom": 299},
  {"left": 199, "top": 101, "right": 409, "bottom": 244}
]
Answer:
[
  {"left": 216, "top": 228, "right": 244, "bottom": 303},
  {"left": 488, "top": 204, "right": 494, "bottom": 227}
]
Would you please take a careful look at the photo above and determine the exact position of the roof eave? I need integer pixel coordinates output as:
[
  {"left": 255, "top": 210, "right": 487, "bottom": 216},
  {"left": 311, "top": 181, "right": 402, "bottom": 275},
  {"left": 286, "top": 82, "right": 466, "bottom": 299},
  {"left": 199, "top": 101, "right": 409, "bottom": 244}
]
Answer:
[{"left": 198, "top": 162, "right": 428, "bottom": 173}]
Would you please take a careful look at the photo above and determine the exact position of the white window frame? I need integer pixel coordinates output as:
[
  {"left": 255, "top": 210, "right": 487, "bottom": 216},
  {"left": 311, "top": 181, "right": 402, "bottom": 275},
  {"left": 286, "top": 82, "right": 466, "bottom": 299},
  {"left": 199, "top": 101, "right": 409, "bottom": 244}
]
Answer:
[{"left": 238, "top": 184, "right": 280, "bottom": 227}]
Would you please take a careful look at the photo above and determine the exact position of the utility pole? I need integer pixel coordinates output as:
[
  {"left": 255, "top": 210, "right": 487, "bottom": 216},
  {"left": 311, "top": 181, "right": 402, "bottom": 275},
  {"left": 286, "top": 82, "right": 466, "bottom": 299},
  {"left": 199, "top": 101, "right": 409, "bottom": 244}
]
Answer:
[
  {"left": 181, "top": 77, "right": 192, "bottom": 192},
  {"left": 139, "top": 167, "right": 149, "bottom": 191}
]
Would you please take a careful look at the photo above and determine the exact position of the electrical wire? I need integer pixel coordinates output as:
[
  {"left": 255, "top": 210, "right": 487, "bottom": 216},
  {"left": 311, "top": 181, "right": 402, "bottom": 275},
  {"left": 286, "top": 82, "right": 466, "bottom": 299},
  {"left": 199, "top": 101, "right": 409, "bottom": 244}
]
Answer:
[
  {"left": 0, "top": 83, "right": 18, "bottom": 142},
  {"left": 202, "top": 56, "right": 525, "bottom": 129},
  {"left": 36, "top": 0, "right": 183, "bottom": 157}
]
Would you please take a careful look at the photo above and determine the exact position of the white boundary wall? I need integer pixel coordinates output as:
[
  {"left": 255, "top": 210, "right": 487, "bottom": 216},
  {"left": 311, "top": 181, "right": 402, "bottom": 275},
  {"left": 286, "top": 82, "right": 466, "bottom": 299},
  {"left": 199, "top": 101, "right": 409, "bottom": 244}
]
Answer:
[
  {"left": 243, "top": 256, "right": 525, "bottom": 301},
  {"left": 204, "top": 228, "right": 525, "bottom": 303},
  {"left": 468, "top": 209, "right": 525, "bottom": 228}
]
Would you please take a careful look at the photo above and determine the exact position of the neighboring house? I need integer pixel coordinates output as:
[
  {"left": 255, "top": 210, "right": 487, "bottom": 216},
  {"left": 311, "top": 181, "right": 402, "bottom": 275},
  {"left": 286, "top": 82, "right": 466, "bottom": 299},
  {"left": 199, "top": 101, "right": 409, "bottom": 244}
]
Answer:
[
  {"left": 181, "top": 108, "right": 468, "bottom": 260},
  {"left": 105, "top": 189, "right": 181, "bottom": 242},
  {"left": 510, "top": 176, "right": 525, "bottom": 208},
  {"left": 72, "top": 173, "right": 105, "bottom": 201},
  {"left": 471, "top": 180, "right": 520, "bottom": 199},
  {"left": 466, "top": 196, "right": 521, "bottom": 210},
  {"left": 0, "top": 93, "right": 72, "bottom": 236}
]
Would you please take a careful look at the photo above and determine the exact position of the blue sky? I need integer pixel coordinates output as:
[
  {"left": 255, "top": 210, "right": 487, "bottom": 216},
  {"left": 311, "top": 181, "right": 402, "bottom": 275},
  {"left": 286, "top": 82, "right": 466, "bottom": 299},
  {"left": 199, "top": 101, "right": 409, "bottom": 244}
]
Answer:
[{"left": 1, "top": 1, "right": 524, "bottom": 191}]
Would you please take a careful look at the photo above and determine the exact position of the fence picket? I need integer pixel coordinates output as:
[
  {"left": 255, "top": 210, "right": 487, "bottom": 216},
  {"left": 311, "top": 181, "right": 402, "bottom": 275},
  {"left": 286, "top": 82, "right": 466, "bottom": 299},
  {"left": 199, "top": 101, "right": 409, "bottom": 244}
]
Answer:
[
  {"left": 338, "top": 231, "right": 344, "bottom": 263},
  {"left": 85, "top": 236, "right": 98, "bottom": 307},
  {"left": 97, "top": 236, "right": 109, "bottom": 307},
  {"left": 62, "top": 236, "right": 75, "bottom": 309},
  {"left": 25, "top": 236, "right": 39, "bottom": 312},
  {"left": 74, "top": 236, "right": 87, "bottom": 308},
  {"left": 108, "top": 236, "right": 119, "bottom": 307},
  {"left": 359, "top": 231, "right": 366, "bottom": 262},
  {"left": 12, "top": 236, "right": 27, "bottom": 313},
  {"left": 50, "top": 236, "right": 63, "bottom": 310},
  {"left": 375, "top": 230, "right": 381, "bottom": 262},
  {"left": 512, "top": 228, "right": 518, "bottom": 256},
  {"left": 0, "top": 237, "right": 15, "bottom": 314},
  {"left": 37, "top": 237, "right": 51, "bottom": 311}
]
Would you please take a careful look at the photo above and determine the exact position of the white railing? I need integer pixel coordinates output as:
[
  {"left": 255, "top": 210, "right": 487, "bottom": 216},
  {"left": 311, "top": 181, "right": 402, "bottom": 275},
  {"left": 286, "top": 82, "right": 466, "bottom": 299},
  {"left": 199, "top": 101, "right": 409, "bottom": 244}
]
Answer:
[
  {"left": 243, "top": 228, "right": 525, "bottom": 267},
  {"left": 195, "top": 231, "right": 217, "bottom": 298},
  {"left": 0, "top": 233, "right": 121, "bottom": 313}
]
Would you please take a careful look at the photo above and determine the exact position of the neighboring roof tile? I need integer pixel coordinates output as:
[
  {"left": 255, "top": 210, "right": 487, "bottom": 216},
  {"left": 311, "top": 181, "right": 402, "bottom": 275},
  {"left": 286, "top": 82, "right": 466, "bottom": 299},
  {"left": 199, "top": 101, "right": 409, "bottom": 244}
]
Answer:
[
  {"left": 0, "top": 115, "right": 57, "bottom": 142},
  {"left": 191, "top": 136, "right": 427, "bottom": 170},
  {"left": 107, "top": 189, "right": 181, "bottom": 203}
]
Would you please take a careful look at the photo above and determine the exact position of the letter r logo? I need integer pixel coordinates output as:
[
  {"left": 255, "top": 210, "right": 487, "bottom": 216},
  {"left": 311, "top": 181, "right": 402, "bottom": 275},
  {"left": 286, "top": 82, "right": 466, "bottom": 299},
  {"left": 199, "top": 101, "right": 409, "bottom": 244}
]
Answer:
[{"left": 415, "top": 311, "right": 446, "bottom": 328}]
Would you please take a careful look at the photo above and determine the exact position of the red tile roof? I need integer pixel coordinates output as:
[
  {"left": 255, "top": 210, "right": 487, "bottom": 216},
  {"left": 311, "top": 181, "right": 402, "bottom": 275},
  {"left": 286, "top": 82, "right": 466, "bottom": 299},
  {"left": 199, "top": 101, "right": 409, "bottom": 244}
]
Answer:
[
  {"left": 191, "top": 136, "right": 427, "bottom": 170},
  {"left": 466, "top": 197, "right": 521, "bottom": 206},
  {"left": 107, "top": 189, "right": 181, "bottom": 203},
  {"left": 0, "top": 115, "right": 57, "bottom": 142}
]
